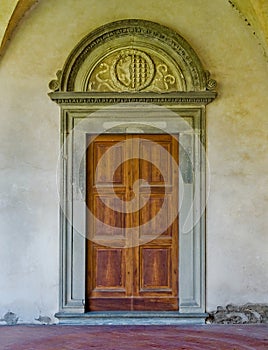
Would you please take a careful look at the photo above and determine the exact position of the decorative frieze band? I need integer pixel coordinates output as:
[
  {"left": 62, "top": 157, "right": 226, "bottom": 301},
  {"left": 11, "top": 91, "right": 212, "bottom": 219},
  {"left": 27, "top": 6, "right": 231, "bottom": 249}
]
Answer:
[{"left": 49, "top": 92, "right": 217, "bottom": 106}]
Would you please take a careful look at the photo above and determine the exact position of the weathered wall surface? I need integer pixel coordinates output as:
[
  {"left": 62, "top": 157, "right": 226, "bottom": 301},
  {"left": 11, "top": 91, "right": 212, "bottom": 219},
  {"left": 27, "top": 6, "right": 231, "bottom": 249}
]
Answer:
[
  {"left": 0, "top": 0, "right": 267, "bottom": 322},
  {"left": 0, "top": 0, "right": 18, "bottom": 44}
]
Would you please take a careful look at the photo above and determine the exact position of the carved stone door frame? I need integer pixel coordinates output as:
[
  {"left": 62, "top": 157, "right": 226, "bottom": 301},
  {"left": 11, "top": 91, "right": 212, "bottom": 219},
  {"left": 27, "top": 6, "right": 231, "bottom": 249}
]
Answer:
[{"left": 49, "top": 20, "right": 217, "bottom": 324}]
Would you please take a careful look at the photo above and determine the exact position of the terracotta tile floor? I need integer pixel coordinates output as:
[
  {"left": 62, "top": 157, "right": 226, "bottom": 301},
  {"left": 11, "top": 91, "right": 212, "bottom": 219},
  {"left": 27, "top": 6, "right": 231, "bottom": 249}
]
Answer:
[{"left": 0, "top": 325, "right": 268, "bottom": 350}]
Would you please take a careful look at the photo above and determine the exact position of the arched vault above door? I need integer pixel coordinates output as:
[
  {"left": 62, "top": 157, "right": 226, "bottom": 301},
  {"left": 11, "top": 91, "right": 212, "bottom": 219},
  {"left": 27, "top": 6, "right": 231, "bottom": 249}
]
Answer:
[{"left": 49, "top": 19, "right": 216, "bottom": 93}]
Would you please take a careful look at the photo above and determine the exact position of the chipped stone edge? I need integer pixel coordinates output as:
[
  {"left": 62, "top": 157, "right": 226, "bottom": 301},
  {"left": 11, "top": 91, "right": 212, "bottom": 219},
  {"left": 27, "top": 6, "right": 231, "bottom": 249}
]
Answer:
[{"left": 207, "top": 303, "right": 268, "bottom": 324}]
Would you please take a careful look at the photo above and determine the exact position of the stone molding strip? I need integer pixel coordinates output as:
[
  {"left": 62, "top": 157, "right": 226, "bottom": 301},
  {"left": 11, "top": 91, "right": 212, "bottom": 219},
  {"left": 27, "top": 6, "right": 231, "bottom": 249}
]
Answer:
[{"left": 49, "top": 91, "right": 217, "bottom": 106}]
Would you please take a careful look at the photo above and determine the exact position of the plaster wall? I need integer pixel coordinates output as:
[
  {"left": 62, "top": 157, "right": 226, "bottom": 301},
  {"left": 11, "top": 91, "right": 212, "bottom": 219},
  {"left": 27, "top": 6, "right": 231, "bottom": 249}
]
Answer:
[
  {"left": 0, "top": 0, "right": 18, "bottom": 42},
  {"left": 0, "top": 0, "right": 267, "bottom": 322}
]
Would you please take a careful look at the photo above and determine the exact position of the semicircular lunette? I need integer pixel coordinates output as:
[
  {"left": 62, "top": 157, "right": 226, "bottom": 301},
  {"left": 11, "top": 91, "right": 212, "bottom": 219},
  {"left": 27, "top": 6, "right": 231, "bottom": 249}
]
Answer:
[
  {"left": 86, "top": 47, "right": 184, "bottom": 93},
  {"left": 49, "top": 19, "right": 216, "bottom": 92}
]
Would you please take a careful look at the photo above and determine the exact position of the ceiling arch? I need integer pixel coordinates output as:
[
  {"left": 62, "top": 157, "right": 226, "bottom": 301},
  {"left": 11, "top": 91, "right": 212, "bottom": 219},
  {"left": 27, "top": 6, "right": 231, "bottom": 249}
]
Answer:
[
  {"left": 0, "top": 0, "right": 268, "bottom": 59},
  {"left": 0, "top": 0, "right": 37, "bottom": 58},
  {"left": 231, "top": 0, "right": 268, "bottom": 56}
]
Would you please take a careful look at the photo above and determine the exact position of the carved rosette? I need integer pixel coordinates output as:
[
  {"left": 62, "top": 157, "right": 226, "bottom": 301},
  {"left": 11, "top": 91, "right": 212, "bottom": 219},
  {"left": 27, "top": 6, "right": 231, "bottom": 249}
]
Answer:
[
  {"left": 205, "top": 70, "right": 217, "bottom": 91},
  {"left": 49, "top": 70, "right": 62, "bottom": 92}
]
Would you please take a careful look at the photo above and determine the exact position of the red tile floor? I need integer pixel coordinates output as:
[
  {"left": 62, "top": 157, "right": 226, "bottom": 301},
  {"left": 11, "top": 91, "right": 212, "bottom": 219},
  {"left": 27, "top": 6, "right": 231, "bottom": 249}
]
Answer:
[{"left": 0, "top": 325, "right": 268, "bottom": 350}]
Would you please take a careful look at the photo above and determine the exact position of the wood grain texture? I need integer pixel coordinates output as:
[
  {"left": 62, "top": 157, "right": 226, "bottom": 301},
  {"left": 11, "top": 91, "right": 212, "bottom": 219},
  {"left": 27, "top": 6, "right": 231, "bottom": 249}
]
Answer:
[{"left": 86, "top": 134, "right": 179, "bottom": 311}]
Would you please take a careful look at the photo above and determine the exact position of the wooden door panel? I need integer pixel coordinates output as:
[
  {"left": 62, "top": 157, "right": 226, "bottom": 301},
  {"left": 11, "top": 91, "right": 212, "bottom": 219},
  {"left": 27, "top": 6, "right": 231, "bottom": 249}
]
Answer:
[
  {"left": 88, "top": 244, "right": 134, "bottom": 311},
  {"left": 94, "top": 248, "right": 126, "bottom": 289},
  {"left": 140, "top": 247, "right": 171, "bottom": 290},
  {"left": 86, "top": 134, "right": 178, "bottom": 311},
  {"left": 94, "top": 194, "right": 126, "bottom": 238},
  {"left": 139, "top": 194, "right": 172, "bottom": 237},
  {"left": 87, "top": 135, "right": 132, "bottom": 311},
  {"left": 133, "top": 134, "right": 178, "bottom": 311},
  {"left": 139, "top": 160, "right": 165, "bottom": 184},
  {"left": 88, "top": 244, "right": 131, "bottom": 294},
  {"left": 89, "top": 298, "right": 132, "bottom": 311},
  {"left": 132, "top": 297, "right": 178, "bottom": 311},
  {"left": 93, "top": 140, "right": 125, "bottom": 185},
  {"left": 139, "top": 137, "right": 172, "bottom": 185}
]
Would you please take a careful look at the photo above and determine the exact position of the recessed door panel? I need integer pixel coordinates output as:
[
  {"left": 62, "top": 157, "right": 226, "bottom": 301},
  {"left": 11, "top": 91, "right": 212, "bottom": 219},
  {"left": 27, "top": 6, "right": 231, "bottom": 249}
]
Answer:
[
  {"left": 140, "top": 247, "right": 171, "bottom": 290},
  {"left": 95, "top": 248, "right": 126, "bottom": 289}
]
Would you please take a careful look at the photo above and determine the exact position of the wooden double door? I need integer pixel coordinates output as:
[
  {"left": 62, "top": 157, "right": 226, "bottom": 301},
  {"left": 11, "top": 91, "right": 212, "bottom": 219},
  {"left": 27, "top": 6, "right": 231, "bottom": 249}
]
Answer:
[{"left": 86, "top": 134, "right": 179, "bottom": 311}]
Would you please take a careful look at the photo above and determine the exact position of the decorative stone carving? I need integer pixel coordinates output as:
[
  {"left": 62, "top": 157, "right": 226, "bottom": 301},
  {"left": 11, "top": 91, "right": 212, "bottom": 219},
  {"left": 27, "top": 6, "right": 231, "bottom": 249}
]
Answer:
[
  {"left": 87, "top": 49, "right": 179, "bottom": 92},
  {"left": 208, "top": 304, "right": 268, "bottom": 324},
  {"left": 51, "top": 20, "right": 217, "bottom": 93},
  {"left": 205, "top": 70, "right": 217, "bottom": 91},
  {"left": 49, "top": 70, "right": 62, "bottom": 92},
  {"left": 48, "top": 91, "right": 217, "bottom": 106},
  {"left": 111, "top": 49, "right": 155, "bottom": 91},
  {"left": 151, "top": 64, "right": 176, "bottom": 92}
]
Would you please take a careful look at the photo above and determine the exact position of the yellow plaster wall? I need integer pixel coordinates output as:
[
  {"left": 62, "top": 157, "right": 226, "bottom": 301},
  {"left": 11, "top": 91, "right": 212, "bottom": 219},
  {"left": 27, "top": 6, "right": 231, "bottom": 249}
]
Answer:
[
  {"left": 0, "top": 0, "right": 267, "bottom": 322},
  {"left": 233, "top": 0, "right": 268, "bottom": 56},
  {"left": 0, "top": 0, "right": 19, "bottom": 41},
  {"left": 0, "top": 0, "right": 268, "bottom": 59},
  {"left": 0, "top": 0, "right": 37, "bottom": 57},
  {"left": 0, "top": 0, "right": 268, "bottom": 57}
]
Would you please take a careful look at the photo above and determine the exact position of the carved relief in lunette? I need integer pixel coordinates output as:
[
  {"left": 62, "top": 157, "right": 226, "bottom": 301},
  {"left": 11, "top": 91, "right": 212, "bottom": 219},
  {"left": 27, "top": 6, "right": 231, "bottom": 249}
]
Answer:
[{"left": 86, "top": 49, "right": 179, "bottom": 93}]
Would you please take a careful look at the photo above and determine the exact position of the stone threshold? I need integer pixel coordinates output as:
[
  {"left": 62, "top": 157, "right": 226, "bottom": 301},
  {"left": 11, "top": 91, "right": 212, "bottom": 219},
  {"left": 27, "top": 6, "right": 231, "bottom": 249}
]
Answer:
[{"left": 55, "top": 311, "right": 208, "bottom": 325}]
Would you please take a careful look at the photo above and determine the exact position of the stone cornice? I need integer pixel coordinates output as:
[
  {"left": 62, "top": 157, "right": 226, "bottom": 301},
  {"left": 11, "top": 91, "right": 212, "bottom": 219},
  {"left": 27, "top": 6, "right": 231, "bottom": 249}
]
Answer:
[{"left": 49, "top": 91, "right": 217, "bottom": 106}]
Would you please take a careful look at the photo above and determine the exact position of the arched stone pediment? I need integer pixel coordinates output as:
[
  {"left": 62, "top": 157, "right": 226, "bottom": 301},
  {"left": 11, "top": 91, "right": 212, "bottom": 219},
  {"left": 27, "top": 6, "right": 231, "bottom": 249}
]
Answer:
[{"left": 49, "top": 19, "right": 216, "bottom": 93}]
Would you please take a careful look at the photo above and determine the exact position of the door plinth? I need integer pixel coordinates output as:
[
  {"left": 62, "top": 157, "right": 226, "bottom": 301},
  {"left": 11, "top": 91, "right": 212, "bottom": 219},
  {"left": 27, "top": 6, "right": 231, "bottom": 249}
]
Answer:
[{"left": 55, "top": 311, "right": 208, "bottom": 325}]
